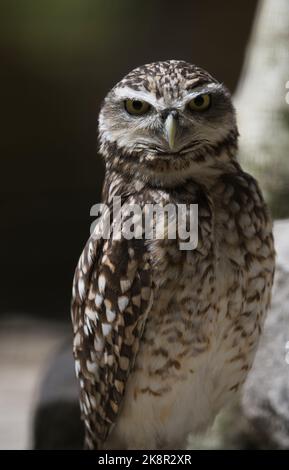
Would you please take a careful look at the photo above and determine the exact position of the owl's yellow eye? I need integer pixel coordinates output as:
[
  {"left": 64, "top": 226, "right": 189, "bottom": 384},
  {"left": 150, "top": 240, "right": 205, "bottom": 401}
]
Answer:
[
  {"left": 188, "top": 93, "right": 211, "bottom": 111},
  {"left": 124, "top": 99, "right": 151, "bottom": 115}
]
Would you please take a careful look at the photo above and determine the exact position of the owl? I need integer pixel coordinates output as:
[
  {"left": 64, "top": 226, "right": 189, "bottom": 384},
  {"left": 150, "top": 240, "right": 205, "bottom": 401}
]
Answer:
[{"left": 71, "top": 60, "right": 275, "bottom": 450}]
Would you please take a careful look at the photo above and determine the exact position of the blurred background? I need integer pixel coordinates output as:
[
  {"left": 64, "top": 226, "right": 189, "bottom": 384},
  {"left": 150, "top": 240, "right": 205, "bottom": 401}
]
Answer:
[{"left": 1, "top": 0, "right": 288, "bottom": 450}]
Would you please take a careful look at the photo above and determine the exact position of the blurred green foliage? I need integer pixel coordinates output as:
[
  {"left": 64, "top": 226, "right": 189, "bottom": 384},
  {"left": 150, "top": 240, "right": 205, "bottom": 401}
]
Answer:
[
  {"left": 0, "top": 0, "right": 153, "bottom": 75},
  {"left": 2, "top": 1, "right": 124, "bottom": 49}
]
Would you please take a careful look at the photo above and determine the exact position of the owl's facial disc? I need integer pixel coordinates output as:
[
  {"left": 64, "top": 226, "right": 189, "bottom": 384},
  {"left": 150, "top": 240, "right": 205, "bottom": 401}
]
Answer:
[
  {"left": 100, "top": 83, "right": 235, "bottom": 156},
  {"left": 98, "top": 61, "right": 238, "bottom": 182}
]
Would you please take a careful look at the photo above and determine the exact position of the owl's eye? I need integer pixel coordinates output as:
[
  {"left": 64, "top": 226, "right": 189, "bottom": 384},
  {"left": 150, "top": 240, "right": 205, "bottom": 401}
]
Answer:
[
  {"left": 124, "top": 99, "right": 151, "bottom": 116},
  {"left": 188, "top": 93, "right": 211, "bottom": 111}
]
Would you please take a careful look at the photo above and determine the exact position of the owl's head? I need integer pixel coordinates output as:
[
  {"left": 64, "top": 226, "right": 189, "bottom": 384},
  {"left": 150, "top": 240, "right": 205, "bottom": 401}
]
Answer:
[{"left": 99, "top": 60, "right": 238, "bottom": 185}]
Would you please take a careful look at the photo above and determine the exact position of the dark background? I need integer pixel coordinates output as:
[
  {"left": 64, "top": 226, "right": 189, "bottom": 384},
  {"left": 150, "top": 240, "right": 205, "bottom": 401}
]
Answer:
[{"left": 0, "top": 0, "right": 257, "bottom": 318}]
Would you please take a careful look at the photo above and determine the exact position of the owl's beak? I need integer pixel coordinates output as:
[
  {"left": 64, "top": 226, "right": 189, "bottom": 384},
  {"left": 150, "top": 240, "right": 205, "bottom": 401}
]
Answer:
[{"left": 164, "top": 113, "right": 177, "bottom": 151}]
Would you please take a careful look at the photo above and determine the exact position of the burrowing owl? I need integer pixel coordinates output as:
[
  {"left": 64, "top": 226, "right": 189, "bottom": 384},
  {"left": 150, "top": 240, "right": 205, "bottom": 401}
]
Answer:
[{"left": 71, "top": 60, "right": 275, "bottom": 449}]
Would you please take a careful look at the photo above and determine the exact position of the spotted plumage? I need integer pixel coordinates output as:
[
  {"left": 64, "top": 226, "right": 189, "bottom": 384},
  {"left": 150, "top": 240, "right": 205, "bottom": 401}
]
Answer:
[{"left": 71, "top": 60, "right": 275, "bottom": 449}]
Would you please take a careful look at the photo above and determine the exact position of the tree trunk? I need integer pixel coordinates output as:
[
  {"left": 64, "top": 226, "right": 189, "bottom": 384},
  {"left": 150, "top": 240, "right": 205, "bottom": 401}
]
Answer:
[{"left": 234, "top": 0, "right": 289, "bottom": 218}]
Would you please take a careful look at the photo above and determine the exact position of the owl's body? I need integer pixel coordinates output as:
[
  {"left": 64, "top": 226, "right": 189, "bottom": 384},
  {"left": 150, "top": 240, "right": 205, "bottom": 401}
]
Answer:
[{"left": 72, "top": 61, "right": 275, "bottom": 449}]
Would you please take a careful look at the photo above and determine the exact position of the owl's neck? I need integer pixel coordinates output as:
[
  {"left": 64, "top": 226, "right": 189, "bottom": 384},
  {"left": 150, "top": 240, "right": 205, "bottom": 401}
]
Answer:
[{"left": 102, "top": 129, "right": 239, "bottom": 190}]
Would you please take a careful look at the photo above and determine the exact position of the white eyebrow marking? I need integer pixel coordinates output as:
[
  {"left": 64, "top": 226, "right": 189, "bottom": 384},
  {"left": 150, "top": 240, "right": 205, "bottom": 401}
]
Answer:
[
  {"left": 113, "top": 86, "right": 160, "bottom": 107},
  {"left": 179, "top": 83, "right": 223, "bottom": 107},
  {"left": 112, "top": 82, "right": 223, "bottom": 112},
  {"left": 184, "top": 83, "right": 221, "bottom": 98}
]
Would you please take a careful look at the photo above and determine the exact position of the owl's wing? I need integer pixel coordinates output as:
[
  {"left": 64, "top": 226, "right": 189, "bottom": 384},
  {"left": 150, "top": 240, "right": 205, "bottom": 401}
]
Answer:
[{"left": 71, "top": 228, "right": 152, "bottom": 449}]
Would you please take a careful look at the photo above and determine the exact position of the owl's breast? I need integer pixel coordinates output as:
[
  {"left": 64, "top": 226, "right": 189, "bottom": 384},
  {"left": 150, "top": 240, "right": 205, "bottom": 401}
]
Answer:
[{"left": 105, "top": 175, "right": 274, "bottom": 449}]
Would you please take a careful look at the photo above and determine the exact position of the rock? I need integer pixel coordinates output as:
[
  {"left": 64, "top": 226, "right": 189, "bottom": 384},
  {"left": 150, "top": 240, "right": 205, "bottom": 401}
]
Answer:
[
  {"left": 239, "top": 264, "right": 289, "bottom": 449},
  {"left": 33, "top": 220, "right": 289, "bottom": 449},
  {"left": 236, "top": 219, "right": 289, "bottom": 449},
  {"left": 33, "top": 342, "right": 84, "bottom": 449},
  {"left": 273, "top": 219, "right": 289, "bottom": 271}
]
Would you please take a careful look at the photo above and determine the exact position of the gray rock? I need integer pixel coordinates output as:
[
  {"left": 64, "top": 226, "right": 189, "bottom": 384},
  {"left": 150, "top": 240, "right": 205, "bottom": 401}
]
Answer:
[
  {"left": 240, "top": 264, "right": 289, "bottom": 449},
  {"left": 33, "top": 341, "right": 84, "bottom": 449},
  {"left": 237, "top": 219, "right": 289, "bottom": 449},
  {"left": 274, "top": 219, "right": 289, "bottom": 271}
]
